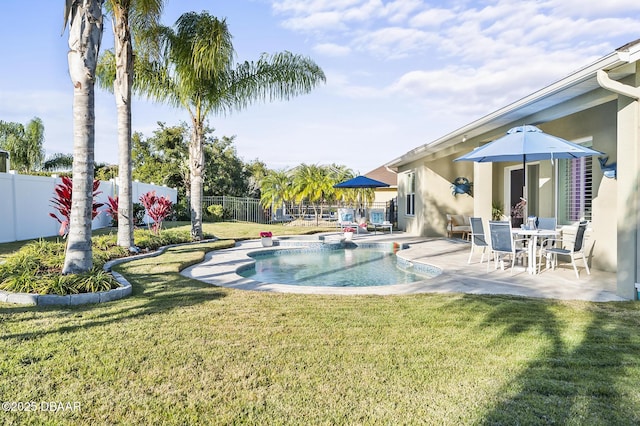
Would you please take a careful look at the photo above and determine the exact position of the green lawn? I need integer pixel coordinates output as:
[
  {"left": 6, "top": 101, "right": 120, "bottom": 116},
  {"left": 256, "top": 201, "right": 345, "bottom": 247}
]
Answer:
[{"left": 1, "top": 223, "right": 639, "bottom": 424}]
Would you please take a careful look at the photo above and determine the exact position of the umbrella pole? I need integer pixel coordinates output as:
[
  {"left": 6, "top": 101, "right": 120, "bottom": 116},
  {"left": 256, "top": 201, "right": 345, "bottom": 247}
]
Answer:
[{"left": 523, "top": 155, "right": 528, "bottom": 219}]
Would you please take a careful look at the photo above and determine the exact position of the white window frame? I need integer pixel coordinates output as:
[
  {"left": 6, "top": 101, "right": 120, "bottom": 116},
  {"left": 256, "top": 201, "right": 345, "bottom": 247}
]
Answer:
[
  {"left": 404, "top": 171, "right": 415, "bottom": 216},
  {"left": 557, "top": 137, "right": 594, "bottom": 225}
]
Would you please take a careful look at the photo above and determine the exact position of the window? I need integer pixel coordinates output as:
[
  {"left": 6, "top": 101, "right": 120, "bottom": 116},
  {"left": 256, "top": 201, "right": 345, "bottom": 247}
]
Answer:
[
  {"left": 405, "top": 171, "right": 415, "bottom": 216},
  {"left": 558, "top": 155, "right": 593, "bottom": 224}
]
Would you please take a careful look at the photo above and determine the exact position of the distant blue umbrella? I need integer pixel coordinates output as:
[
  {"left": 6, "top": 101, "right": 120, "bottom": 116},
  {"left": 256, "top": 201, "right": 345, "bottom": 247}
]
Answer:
[
  {"left": 334, "top": 175, "right": 390, "bottom": 216},
  {"left": 333, "top": 175, "right": 390, "bottom": 188}
]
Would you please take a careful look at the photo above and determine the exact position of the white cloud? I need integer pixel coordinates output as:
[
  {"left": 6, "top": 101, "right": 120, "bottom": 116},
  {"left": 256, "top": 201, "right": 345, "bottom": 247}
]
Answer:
[
  {"left": 409, "top": 8, "right": 457, "bottom": 27},
  {"left": 352, "top": 27, "right": 439, "bottom": 59},
  {"left": 313, "top": 43, "right": 351, "bottom": 56}
]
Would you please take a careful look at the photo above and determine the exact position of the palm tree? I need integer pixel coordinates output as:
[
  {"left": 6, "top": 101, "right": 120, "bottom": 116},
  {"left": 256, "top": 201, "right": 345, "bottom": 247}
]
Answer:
[
  {"left": 292, "top": 164, "right": 335, "bottom": 222},
  {"left": 62, "top": 0, "right": 105, "bottom": 274},
  {"left": 0, "top": 118, "right": 45, "bottom": 173},
  {"left": 260, "top": 169, "right": 293, "bottom": 219},
  {"left": 135, "top": 11, "right": 326, "bottom": 239},
  {"left": 98, "top": 0, "right": 164, "bottom": 249}
]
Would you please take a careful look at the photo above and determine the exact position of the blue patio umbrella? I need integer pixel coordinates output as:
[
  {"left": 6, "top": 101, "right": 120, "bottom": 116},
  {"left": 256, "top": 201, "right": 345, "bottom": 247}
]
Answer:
[
  {"left": 333, "top": 175, "right": 390, "bottom": 188},
  {"left": 454, "top": 125, "right": 604, "bottom": 217},
  {"left": 334, "top": 175, "right": 390, "bottom": 218}
]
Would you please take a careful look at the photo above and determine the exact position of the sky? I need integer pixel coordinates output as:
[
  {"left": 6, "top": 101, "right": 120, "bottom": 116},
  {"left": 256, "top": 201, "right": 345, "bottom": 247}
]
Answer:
[{"left": 1, "top": 1, "right": 640, "bottom": 175}]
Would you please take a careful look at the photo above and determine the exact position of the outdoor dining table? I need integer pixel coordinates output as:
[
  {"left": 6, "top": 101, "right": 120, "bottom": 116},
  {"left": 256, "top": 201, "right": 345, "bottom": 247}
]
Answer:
[{"left": 512, "top": 228, "right": 560, "bottom": 275}]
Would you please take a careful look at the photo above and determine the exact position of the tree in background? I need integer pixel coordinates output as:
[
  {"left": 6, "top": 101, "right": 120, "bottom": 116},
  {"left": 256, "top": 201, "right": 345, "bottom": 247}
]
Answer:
[
  {"left": 260, "top": 169, "right": 294, "bottom": 219},
  {"left": 98, "top": 0, "right": 165, "bottom": 249},
  {"left": 245, "top": 159, "right": 268, "bottom": 199},
  {"left": 62, "top": 0, "right": 105, "bottom": 274},
  {"left": 203, "top": 134, "right": 250, "bottom": 197},
  {"left": 0, "top": 118, "right": 45, "bottom": 173},
  {"left": 42, "top": 153, "right": 74, "bottom": 172},
  {"left": 292, "top": 164, "right": 336, "bottom": 220},
  {"left": 133, "top": 11, "right": 326, "bottom": 240},
  {"left": 131, "top": 122, "right": 190, "bottom": 193}
]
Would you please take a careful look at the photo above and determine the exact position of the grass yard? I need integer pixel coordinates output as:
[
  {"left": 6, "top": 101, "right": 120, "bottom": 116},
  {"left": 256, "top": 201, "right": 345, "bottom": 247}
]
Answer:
[{"left": 1, "top": 223, "right": 639, "bottom": 424}]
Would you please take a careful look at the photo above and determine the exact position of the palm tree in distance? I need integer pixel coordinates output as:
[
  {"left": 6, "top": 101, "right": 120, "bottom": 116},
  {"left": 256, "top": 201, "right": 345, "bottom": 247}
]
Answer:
[
  {"left": 98, "top": 0, "right": 165, "bottom": 249},
  {"left": 260, "top": 169, "right": 293, "bottom": 220},
  {"left": 134, "top": 11, "right": 326, "bottom": 240},
  {"left": 62, "top": 0, "right": 105, "bottom": 274}
]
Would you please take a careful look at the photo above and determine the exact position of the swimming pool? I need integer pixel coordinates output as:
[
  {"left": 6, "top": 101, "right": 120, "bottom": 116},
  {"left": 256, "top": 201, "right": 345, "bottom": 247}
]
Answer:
[{"left": 238, "top": 245, "right": 438, "bottom": 287}]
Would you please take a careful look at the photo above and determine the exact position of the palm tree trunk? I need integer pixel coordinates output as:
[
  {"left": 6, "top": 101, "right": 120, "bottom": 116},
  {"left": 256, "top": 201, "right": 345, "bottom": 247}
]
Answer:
[
  {"left": 189, "top": 118, "right": 204, "bottom": 240},
  {"left": 63, "top": 0, "right": 104, "bottom": 274},
  {"left": 113, "top": 5, "right": 134, "bottom": 248}
]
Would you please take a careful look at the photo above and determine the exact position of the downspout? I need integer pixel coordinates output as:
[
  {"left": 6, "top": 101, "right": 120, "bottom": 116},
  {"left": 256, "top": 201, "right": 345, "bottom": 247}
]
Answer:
[
  {"left": 596, "top": 69, "right": 640, "bottom": 298},
  {"left": 596, "top": 70, "right": 640, "bottom": 99}
]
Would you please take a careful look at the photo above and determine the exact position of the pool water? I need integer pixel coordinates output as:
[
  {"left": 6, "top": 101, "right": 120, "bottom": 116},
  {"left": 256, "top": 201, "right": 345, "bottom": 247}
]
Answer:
[{"left": 239, "top": 247, "right": 434, "bottom": 287}]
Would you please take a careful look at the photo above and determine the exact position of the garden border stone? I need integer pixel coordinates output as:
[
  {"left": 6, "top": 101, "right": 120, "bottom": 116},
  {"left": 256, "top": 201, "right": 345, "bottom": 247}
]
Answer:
[{"left": 1, "top": 238, "right": 219, "bottom": 307}]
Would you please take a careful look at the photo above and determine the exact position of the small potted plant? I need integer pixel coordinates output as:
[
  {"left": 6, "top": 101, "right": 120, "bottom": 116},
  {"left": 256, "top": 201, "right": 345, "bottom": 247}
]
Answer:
[
  {"left": 260, "top": 231, "right": 273, "bottom": 247},
  {"left": 343, "top": 227, "right": 356, "bottom": 241}
]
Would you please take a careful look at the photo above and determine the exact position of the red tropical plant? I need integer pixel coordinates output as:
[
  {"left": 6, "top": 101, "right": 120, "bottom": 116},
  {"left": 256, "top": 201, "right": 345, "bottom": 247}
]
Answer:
[
  {"left": 139, "top": 191, "right": 173, "bottom": 234},
  {"left": 49, "top": 176, "right": 104, "bottom": 236},
  {"left": 106, "top": 195, "right": 118, "bottom": 226}
]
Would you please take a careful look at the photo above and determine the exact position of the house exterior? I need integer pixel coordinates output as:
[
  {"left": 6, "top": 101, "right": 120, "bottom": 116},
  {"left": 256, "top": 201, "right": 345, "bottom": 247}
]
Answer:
[
  {"left": 386, "top": 40, "right": 640, "bottom": 300},
  {"left": 365, "top": 165, "right": 397, "bottom": 204}
]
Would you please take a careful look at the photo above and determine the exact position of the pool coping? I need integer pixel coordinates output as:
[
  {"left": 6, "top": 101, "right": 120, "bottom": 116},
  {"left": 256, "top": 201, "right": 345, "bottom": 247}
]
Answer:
[
  {"left": 181, "top": 234, "right": 628, "bottom": 301},
  {"left": 181, "top": 237, "right": 451, "bottom": 296}
]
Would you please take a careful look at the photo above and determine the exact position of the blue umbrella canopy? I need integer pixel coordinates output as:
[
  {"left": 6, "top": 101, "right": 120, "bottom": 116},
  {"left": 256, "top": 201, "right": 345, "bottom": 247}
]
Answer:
[
  {"left": 454, "top": 125, "right": 605, "bottom": 219},
  {"left": 333, "top": 175, "right": 390, "bottom": 188},
  {"left": 454, "top": 125, "right": 604, "bottom": 163}
]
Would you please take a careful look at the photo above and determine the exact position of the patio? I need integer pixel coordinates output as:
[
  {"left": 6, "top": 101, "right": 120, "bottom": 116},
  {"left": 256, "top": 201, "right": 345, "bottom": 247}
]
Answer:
[{"left": 182, "top": 232, "right": 625, "bottom": 302}]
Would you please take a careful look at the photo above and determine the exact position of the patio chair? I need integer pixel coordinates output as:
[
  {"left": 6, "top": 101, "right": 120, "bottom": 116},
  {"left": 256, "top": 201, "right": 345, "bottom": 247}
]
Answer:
[
  {"left": 447, "top": 214, "right": 471, "bottom": 240},
  {"left": 272, "top": 208, "right": 293, "bottom": 223},
  {"left": 338, "top": 208, "right": 360, "bottom": 234},
  {"left": 536, "top": 217, "right": 557, "bottom": 269},
  {"left": 488, "top": 221, "right": 528, "bottom": 274},
  {"left": 539, "top": 221, "right": 590, "bottom": 278},
  {"left": 468, "top": 217, "right": 489, "bottom": 264},
  {"left": 369, "top": 209, "right": 392, "bottom": 234}
]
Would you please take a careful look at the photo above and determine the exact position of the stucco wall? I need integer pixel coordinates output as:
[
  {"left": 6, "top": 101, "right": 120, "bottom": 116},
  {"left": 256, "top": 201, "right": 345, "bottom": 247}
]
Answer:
[
  {"left": 397, "top": 153, "right": 474, "bottom": 237},
  {"left": 540, "top": 101, "right": 617, "bottom": 271}
]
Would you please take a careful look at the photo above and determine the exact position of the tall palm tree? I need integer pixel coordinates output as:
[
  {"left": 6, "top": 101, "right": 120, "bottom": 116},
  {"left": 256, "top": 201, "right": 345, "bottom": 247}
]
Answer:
[
  {"left": 98, "top": 0, "right": 164, "bottom": 249},
  {"left": 135, "top": 11, "right": 326, "bottom": 239},
  {"left": 62, "top": 0, "right": 105, "bottom": 274}
]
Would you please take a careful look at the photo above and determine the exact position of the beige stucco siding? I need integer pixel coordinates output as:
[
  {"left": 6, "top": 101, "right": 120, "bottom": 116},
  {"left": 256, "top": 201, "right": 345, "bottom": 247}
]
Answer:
[
  {"left": 398, "top": 154, "right": 474, "bottom": 237},
  {"left": 540, "top": 101, "right": 618, "bottom": 272}
]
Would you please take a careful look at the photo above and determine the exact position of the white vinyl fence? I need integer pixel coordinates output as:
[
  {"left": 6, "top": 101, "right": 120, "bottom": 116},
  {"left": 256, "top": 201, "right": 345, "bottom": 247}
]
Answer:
[{"left": 0, "top": 172, "right": 177, "bottom": 243}]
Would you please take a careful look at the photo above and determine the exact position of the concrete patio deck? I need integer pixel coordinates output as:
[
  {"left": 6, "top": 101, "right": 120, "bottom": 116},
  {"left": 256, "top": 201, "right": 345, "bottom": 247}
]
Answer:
[{"left": 181, "top": 232, "right": 627, "bottom": 302}]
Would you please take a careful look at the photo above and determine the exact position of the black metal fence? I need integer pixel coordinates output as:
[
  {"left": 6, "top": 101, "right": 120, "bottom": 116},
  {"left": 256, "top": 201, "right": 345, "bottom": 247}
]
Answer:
[{"left": 202, "top": 195, "right": 397, "bottom": 227}]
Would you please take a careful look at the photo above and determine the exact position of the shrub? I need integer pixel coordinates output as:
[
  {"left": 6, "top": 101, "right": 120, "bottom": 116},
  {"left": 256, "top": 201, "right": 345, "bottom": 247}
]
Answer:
[
  {"left": 139, "top": 191, "right": 173, "bottom": 234},
  {"left": 49, "top": 176, "right": 104, "bottom": 236},
  {"left": 106, "top": 195, "right": 118, "bottom": 226},
  {"left": 206, "top": 204, "right": 225, "bottom": 222},
  {"left": 133, "top": 203, "right": 146, "bottom": 226},
  {"left": 173, "top": 198, "right": 190, "bottom": 221},
  {"left": 0, "top": 239, "right": 121, "bottom": 295}
]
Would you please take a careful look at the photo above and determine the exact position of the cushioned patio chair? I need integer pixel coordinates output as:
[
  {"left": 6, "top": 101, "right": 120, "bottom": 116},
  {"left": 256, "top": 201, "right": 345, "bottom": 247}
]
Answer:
[
  {"left": 338, "top": 208, "right": 360, "bottom": 234},
  {"left": 488, "top": 220, "right": 528, "bottom": 274},
  {"left": 468, "top": 217, "right": 489, "bottom": 264},
  {"left": 369, "top": 209, "right": 392, "bottom": 234},
  {"left": 539, "top": 221, "right": 590, "bottom": 278},
  {"left": 447, "top": 214, "right": 471, "bottom": 240}
]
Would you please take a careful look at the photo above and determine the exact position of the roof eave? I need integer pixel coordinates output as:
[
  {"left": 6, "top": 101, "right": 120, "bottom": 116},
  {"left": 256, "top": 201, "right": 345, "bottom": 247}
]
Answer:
[{"left": 386, "top": 42, "right": 640, "bottom": 170}]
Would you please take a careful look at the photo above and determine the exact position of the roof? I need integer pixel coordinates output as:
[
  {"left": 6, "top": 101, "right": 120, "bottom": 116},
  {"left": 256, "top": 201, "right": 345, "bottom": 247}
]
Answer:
[
  {"left": 386, "top": 39, "right": 640, "bottom": 169},
  {"left": 365, "top": 165, "right": 397, "bottom": 187}
]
